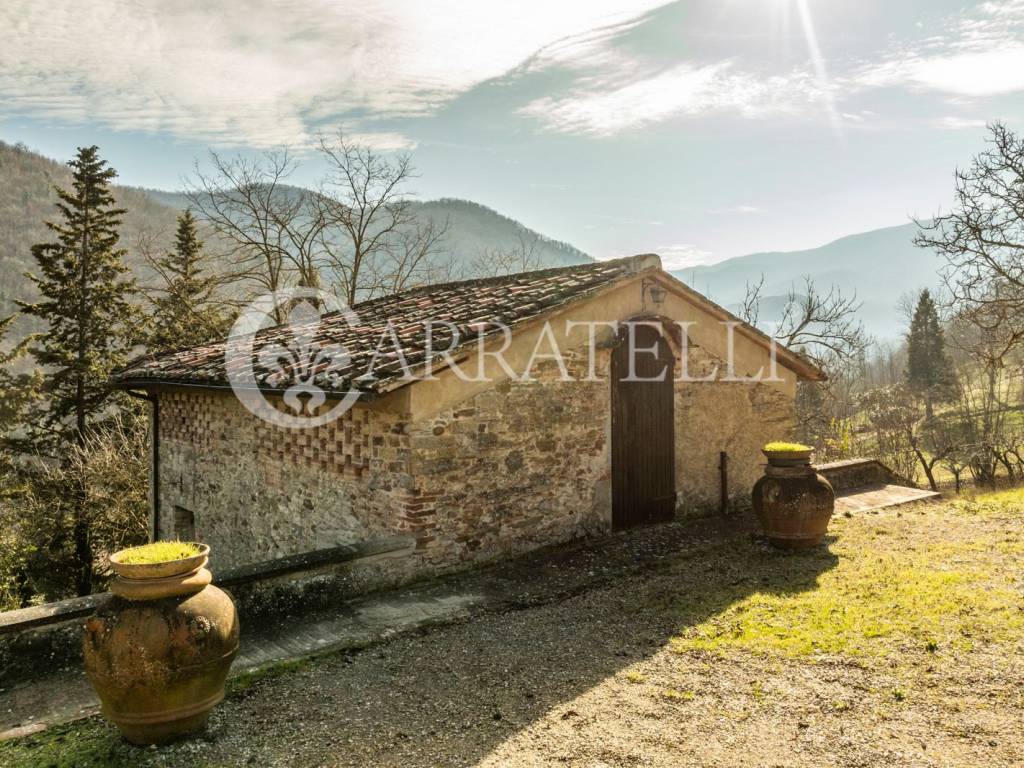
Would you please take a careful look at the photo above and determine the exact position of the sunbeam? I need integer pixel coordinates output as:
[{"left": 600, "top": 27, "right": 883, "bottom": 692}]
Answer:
[{"left": 794, "top": 0, "right": 845, "bottom": 141}]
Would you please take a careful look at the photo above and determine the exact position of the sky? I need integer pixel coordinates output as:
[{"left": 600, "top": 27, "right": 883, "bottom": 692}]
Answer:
[{"left": 2, "top": 0, "right": 1023, "bottom": 266}]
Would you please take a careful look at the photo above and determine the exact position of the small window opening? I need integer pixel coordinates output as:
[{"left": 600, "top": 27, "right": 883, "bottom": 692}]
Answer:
[{"left": 173, "top": 505, "right": 196, "bottom": 541}]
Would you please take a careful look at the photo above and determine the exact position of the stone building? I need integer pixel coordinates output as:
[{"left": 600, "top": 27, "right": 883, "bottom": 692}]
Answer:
[{"left": 114, "top": 255, "right": 823, "bottom": 582}]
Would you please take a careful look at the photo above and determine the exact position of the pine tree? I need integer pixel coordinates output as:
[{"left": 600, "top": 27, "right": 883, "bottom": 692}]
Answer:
[
  {"left": 146, "top": 210, "right": 227, "bottom": 351},
  {"left": 0, "top": 315, "right": 41, "bottom": 439},
  {"left": 905, "top": 289, "right": 957, "bottom": 418},
  {"left": 20, "top": 146, "right": 138, "bottom": 446},
  {"left": 19, "top": 145, "right": 138, "bottom": 595}
]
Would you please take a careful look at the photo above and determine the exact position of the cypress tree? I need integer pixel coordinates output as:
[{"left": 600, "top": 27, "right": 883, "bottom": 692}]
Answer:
[
  {"left": 21, "top": 146, "right": 137, "bottom": 445},
  {"left": 19, "top": 145, "right": 138, "bottom": 595},
  {"left": 147, "top": 210, "right": 226, "bottom": 351},
  {"left": 905, "top": 289, "right": 957, "bottom": 418}
]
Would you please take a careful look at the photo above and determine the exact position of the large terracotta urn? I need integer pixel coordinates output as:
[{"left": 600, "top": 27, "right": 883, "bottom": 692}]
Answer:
[
  {"left": 753, "top": 448, "right": 834, "bottom": 549},
  {"left": 83, "top": 544, "right": 239, "bottom": 744}
]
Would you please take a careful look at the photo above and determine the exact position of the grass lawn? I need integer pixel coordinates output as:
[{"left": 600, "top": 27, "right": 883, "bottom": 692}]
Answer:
[{"left": 3, "top": 489, "right": 1023, "bottom": 767}]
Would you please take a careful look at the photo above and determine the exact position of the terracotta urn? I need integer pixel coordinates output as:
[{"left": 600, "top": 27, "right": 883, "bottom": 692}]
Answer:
[
  {"left": 82, "top": 543, "right": 239, "bottom": 744},
  {"left": 753, "top": 449, "right": 834, "bottom": 549}
]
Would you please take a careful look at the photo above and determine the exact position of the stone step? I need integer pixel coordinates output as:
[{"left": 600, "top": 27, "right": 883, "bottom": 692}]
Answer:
[{"left": 834, "top": 483, "right": 941, "bottom": 514}]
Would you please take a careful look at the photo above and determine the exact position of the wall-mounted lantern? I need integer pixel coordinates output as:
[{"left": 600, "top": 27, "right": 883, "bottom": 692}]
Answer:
[{"left": 642, "top": 278, "right": 667, "bottom": 309}]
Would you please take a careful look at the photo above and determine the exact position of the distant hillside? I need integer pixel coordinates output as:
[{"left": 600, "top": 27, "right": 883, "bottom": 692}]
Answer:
[
  {"left": 0, "top": 141, "right": 590, "bottom": 344},
  {"left": 673, "top": 223, "right": 945, "bottom": 341},
  {"left": 409, "top": 198, "right": 589, "bottom": 269},
  {"left": 149, "top": 189, "right": 589, "bottom": 272}
]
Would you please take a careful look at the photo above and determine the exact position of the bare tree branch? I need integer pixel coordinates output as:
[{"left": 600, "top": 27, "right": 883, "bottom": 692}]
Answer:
[{"left": 469, "top": 231, "right": 544, "bottom": 278}]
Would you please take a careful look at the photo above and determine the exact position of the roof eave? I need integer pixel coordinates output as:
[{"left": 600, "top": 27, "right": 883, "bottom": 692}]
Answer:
[{"left": 649, "top": 272, "right": 828, "bottom": 382}]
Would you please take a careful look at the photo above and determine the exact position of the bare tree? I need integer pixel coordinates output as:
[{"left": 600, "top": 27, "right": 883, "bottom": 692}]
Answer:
[
  {"left": 775, "top": 277, "right": 870, "bottom": 367},
  {"left": 742, "top": 276, "right": 869, "bottom": 450},
  {"left": 186, "top": 149, "right": 330, "bottom": 320},
  {"left": 858, "top": 387, "right": 921, "bottom": 485},
  {"left": 946, "top": 348, "right": 1017, "bottom": 487},
  {"left": 362, "top": 217, "right": 454, "bottom": 296},
  {"left": 740, "top": 274, "right": 869, "bottom": 366},
  {"left": 915, "top": 121, "right": 1024, "bottom": 356},
  {"left": 738, "top": 274, "right": 765, "bottom": 327},
  {"left": 470, "top": 232, "right": 544, "bottom": 278},
  {"left": 941, "top": 449, "right": 970, "bottom": 494},
  {"left": 316, "top": 132, "right": 451, "bottom": 305},
  {"left": 186, "top": 137, "right": 453, "bottom": 312},
  {"left": 858, "top": 385, "right": 964, "bottom": 491}
]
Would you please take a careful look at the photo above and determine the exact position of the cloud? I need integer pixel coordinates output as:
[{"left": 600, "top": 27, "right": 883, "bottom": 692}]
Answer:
[
  {"left": 653, "top": 243, "right": 713, "bottom": 271},
  {"left": 0, "top": 0, "right": 670, "bottom": 147},
  {"left": 515, "top": 0, "right": 841, "bottom": 138},
  {"left": 342, "top": 132, "right": 419, "bottom": 151},
  {"left": 520, "top": 61, "right": 829, "bottom": 137},
  {"left": 859, "top": 44, "right": 1024, "bottom": 96},
  {"left": 932, "top": 116, "right": 989, "bottom": 130},
  {"left": 708, "top": 205, "right": 760, "bottom": 215},
  {"left": 853, "top": 1, "right": 1024, "bottom": 97}
]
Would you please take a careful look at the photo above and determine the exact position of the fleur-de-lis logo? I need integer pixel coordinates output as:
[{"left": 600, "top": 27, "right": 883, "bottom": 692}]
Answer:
[
  {"left": 225, "top": 289, "right": 362, "bottom": 428},
  {"left": 256, "top": 301, "right": 352, "bottom": 416}
]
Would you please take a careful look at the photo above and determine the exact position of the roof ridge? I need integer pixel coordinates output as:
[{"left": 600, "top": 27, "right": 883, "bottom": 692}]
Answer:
[
  {"left": 113, "top": 255, "right": 657, "bottom": 383},
  {"left": 351, "top": 253, "right": 657, "bottom": 311}
]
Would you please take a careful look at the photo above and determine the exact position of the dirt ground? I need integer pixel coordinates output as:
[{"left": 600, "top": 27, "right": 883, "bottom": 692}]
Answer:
[{"left": 4, "top": 491, "right": 1023, "bottom": 767}]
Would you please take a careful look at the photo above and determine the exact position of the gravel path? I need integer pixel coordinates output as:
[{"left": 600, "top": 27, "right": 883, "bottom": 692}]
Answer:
[
  {"left": 159, "top": 507, "right": 1021, "bottom": 767},
  {"left": 5, "top": 502, "right": 1022, "bottom": 767}
]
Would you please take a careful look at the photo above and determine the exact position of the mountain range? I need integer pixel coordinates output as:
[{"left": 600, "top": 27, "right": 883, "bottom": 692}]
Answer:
[
  {"left": 2, "top": 139, "right": 942, "bottom": 347},
  {"left": 672, "top": 222, "right": 944, "bottom": 342},
  {"left": 0, "top": 141, "right": 588, "bottom": 339}
]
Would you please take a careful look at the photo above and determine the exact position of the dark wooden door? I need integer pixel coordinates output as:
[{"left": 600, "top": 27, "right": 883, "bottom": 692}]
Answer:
[{"left": 611, "top": 323, "right": 676, "bottom": 529}]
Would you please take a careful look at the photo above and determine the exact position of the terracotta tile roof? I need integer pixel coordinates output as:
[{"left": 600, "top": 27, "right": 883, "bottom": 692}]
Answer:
[{"left": 113, "top": 255, "right": 659, "bottom": 395}]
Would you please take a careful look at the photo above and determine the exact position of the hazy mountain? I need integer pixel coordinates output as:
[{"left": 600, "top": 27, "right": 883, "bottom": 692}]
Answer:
[
  {"left": 147, "top": 188, "right": 590, "bottom": 272},
  {"left": 0, "top": 141, "right": 590, "bottom": 344},
  {"left": 2, "top": 139, "right": 946, "bottom": 348},
  {"left": 673, "top": 222, "right": 945, "bottom": 341}
]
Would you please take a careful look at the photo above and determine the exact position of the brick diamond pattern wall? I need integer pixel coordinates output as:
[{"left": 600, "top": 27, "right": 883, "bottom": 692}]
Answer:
[{"left": 254, "top": 409, "right": 371, "bottom": 478}]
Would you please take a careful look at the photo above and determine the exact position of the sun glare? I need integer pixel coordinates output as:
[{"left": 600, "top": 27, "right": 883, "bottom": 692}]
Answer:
[{"left": 794, "top": 0, "right": 845, "bottom": 140}]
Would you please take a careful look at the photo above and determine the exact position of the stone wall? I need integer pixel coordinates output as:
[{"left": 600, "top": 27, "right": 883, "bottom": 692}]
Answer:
[
  {"left": 156, "top": 350, "right": 612, "bottom": 579},
  {"left": 670, "top": 336, "right": 796, "bottom": 515},
  {"left": 815, "top": 458, "right": 918, "bottom": 492},
  {"left": 397, "top": 351, "right": 612, "bottom": 569},
  {"left": 159, "top": 391, "right": 414, "bottom": 572},
  {"left": 156, "top": 327, "right": 795, "bottom": 582}
]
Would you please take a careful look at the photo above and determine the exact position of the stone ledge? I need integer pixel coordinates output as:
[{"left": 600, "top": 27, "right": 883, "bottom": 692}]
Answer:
[
  {"left": 217, "top": 535, "right": 415, "bottom": 588},
  {"left": 0, "top": 594, "right": 107, "bottom": 637},
  {"left": 0, "top": 535, "right": 416, "bottom": 685},
  {"left": 816, "top": 458, "right": 917, "bottom": 493}
]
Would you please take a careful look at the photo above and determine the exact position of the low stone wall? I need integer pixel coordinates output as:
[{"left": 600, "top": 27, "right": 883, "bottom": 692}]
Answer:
[
  {"left": 816, "top": 458, "right": 916, "bottom": 493},
  {"left": 0, "top": 535, "right": 414, "bottom": 686}
]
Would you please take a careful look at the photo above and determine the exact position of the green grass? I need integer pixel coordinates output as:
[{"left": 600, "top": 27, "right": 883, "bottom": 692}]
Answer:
[
  {"left": 0, "top": 720, "right": 140, "bottom": 768},
  {"left": 670, "top": 492, "right": 1024, "bottom": 658},
  {"left": 0, "top": 656, "right": 317, "bottom": 767},
  {"left": 116, "top": 541, "right": 201, "bottom": 565},
  {"left": 956, "top": 486, "right": 1024, "bottom": 509},
  {"left": 762, "top": 441, "right": 812, "bottom": 453}
]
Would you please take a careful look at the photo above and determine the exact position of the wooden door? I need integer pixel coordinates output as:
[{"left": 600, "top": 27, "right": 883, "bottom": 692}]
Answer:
[{"left": 611, "top": 323, "right": 676, "bottom": 529}]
